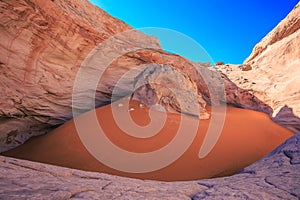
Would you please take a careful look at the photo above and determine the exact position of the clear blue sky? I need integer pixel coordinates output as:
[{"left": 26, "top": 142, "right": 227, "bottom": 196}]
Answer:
[{"left": 89, "top": 0, "right": 299, "bottom": 64}]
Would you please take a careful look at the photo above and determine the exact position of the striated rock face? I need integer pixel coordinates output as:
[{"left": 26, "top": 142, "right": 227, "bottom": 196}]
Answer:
[
  {"left": 0, "top": 0, "right": 160, "bottom": 151},
  {"left": 218, "top": 2, "right": 300, "bottom": 132},
  {"left": 0, "top": 0, "right": 270, "bottom": 151},
  {"left": 1, "top": 133, "right": 299, "bottom": 199},
  {"left": 0, "top": 0, "right": 143, "bottom": 151}
]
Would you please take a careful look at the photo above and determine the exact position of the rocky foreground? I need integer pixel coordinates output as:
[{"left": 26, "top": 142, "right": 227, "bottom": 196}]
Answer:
[{"left": 1, "top": 133, "right": 299, "bottom": 199}]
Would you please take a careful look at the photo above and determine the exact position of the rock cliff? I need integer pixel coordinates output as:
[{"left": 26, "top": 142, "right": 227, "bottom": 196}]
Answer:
[
  {"left": 0, "top": 0, "right": 139, "bottom": 151},
  {"left": 217, "top": 2, "right": 300, "bottom": 132},
  {"left": 245, "top": 2, "right": 300, "bottom": 64}
]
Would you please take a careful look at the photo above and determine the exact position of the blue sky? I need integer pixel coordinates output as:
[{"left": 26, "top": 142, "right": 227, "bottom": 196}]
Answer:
[{"left": 89, "top": 0, "right": 298, "bottom": 64}]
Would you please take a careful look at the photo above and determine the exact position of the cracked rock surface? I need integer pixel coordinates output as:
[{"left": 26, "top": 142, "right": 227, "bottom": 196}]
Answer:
[
  {"left": 1, "top": 133, "right": 299, "bottom": 199},
  {"left": 193, "top": 132, "right": 300, "bottom": 199}
]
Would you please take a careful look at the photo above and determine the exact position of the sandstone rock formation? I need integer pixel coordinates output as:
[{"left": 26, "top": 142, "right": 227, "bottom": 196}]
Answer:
[
  {"left": 0, "top": 0, "right": 143, "bottom": 151},
  {"left": 245, "top": 2, "right": 300, "bottom": 64},
  {"left": 0, "top": 0, "right": 299, "bottom": 199},
  {"left": 217, "top": 63, "right": 300, "bottom": 132},
  {"left": 132, "top": 64, "right": 209, "bottom": 119},
  {"left": 217, "top": 2, "right": 300, "bottom": 132},
  {"left": 1, "top": 133, "right": 299, "bottom": 199},
  {"left": 0, "top": 0, "right": 270, "bottom": 151}
]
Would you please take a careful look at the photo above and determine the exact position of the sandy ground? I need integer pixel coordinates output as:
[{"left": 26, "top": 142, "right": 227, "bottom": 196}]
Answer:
[{"left": 3, "top": 98, "right": 293, "bottom": 181}]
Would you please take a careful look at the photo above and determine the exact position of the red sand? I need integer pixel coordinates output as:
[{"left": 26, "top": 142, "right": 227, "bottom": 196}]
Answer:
[{"left": 3, "top": 99, "right": 293, "bottom": 181}]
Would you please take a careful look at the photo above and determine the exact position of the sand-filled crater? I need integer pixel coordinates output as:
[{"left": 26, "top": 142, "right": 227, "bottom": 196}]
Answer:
[{"left": 3, "top": 98, "right": 293, "bottom": 181}]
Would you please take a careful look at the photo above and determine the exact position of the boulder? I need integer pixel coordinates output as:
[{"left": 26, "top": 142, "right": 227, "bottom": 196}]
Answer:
[{"left": 239, "top": 64, "right": 252, "bottom": 71}]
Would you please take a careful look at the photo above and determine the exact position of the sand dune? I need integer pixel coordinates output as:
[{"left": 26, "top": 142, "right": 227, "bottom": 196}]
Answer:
[{"left": 3, "top": 98, "right": 293, "bottom": 181}]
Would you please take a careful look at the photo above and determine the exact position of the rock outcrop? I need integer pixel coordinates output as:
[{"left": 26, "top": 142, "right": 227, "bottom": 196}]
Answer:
[
  {"left": 0, "top": 0, "right": 270, "bottom": 151},
  {"left": 0, "top": 0, "right": 145, "bottom": 151},
  {"left": 132, "top": 64, "right": 209, "bottom": 119},
  {"left": 217, "top": 2, "right": 300, "bottom": 132},
  {"left": 245, "top": 2, "right": 300, "bottom": 64},
  {"left": 1, "top": 133, "right": 299, "bottom": 199}
]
